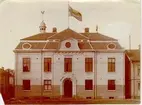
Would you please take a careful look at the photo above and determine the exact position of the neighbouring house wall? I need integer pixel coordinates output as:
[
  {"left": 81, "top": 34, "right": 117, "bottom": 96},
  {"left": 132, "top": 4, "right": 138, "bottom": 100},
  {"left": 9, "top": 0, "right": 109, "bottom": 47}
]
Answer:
[
  {"left": 131, "top": 62, "right": 140, "bottom": 98},
  {"left": 125, "top": 54, "right": 131, "bottom": 99}
]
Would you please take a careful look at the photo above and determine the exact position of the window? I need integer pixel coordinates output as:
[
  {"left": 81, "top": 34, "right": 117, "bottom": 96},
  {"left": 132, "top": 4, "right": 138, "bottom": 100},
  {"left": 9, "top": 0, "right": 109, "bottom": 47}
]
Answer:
[
  {"left": 85, "top": 80, "right": 93, "bottom": 90},
  {"left": 23, "top": 58, "right": 30, "bottom": 72},
  {"left": 138, "top": 83, "right": 140, "bottom": 90},
  {"left": 85, "top": 58, "right": 93, "bottom": 72},
  {"left": 44, "top": 80, "right": 52, "bottom": 90},
  {"left": 108, "top": 58, "right": 115, "bottom": 72},
  {"left": 137, "top": 65, "right": 140, "bottom": 76},
  {"left": 23, "top": 80, "right": 30, "bottom": 90},
  {"left": 108, "top": 80, "right": 115, "bottom": 90},
  {"left": 109, "top": 97, "right": 114, "bottom": 99},
  {"left": 44, "top": 58, "right": 51, "bottom": 72},
  {"left": 64, "top": 58, "right": 72, "bottom": 72}
]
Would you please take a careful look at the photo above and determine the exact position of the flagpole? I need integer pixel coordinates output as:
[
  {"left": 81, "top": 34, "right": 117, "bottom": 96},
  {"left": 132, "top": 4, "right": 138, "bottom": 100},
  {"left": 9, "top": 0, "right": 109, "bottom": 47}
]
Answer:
[
  {"left": 68, "top": 0, "right": 69, "bottom": 28},
  {"left": 129, "top": 34, "right": 131, "bottom": 50}
]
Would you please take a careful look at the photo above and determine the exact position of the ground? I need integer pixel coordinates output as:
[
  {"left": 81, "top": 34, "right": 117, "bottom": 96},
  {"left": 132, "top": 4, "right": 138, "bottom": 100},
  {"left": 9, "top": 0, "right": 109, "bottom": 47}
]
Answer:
[{"left": 5, "top": 98, "right": 140, "bottom": 104}]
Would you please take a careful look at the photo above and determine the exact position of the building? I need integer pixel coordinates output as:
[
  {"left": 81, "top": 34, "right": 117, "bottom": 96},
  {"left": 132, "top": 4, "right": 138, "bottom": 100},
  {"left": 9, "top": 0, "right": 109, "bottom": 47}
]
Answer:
[
  {"left": 14, "top": 21, "right": 126, "bottom": 99},
  {"left": 0, "top": 67, "right": 15, "bottom": 100},
  {"left": 125, "top": 49, "right": 140, "bottom": 99}
]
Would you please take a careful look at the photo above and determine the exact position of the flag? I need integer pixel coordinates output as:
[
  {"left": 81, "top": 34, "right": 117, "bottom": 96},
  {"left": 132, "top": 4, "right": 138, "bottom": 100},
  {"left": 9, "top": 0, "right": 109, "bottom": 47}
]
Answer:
[{"left": 69, "top": 5, "right": 82, "bottom": 21}]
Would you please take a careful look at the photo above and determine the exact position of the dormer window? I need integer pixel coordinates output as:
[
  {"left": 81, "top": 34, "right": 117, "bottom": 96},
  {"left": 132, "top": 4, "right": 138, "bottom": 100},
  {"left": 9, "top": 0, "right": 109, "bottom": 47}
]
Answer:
[{"left": 65, "top": 42, "right": 71, "bottom": 48}]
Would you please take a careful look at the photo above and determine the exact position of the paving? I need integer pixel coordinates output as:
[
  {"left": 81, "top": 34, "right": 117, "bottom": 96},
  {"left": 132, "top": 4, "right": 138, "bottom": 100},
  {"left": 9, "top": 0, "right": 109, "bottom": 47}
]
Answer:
[{"left": 5, "top": 98, "right": 140, "bottom": 104}]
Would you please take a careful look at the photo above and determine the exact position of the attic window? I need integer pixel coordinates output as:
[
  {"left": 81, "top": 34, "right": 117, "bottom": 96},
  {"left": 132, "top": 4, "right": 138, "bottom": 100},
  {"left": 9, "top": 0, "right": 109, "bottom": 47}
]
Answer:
[
  {"left": 22, "top": 43, "right": 32, "bottom": 49},
  {"left": 107, "top": 43, "right": 116, "bottom": 49},
  {"left": 78, "top": 43, "right": 84, "bottom": 49},
  {"left": 65, "top": 42, "right": 71, "bottom": 48}
]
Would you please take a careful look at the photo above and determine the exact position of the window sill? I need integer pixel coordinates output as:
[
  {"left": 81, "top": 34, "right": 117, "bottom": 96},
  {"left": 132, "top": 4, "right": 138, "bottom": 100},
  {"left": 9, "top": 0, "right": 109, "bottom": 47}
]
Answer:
[
  {"left": 108, "top": 90, "right": 116, "bottom": 92},
  {"left": 23, "top": 90, "right": 31, "bottom": 91},
  {"left": 85, "top": 72, "right": 93, "bottom": 73},
  {"left": 23, "top": 71, "right": 30, "bottom": 72},
  {"left": 85, "top": 89, "right": 93, "bottom": 91},
  {"left": 44, "top": 90, "right": 52, "bottom": 92}
]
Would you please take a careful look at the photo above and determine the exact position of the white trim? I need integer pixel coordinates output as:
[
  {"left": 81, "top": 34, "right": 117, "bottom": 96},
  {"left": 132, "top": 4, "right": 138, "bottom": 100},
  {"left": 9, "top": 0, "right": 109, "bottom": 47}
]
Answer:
[
  {"left": 22, "top": 43, "right": 32, "bottom": 50},
  {"left": 95, "top": 49, "right": 125, "bottom": 52},
  {"left": 60, "top": 73, "right": 77, "bottom": 96},
  {"left": 20, "top": 40, "right": 47, "bottom": 42},
  {"left": 20, "top": 40, "right": 118, "bottom": 43},
  {"left": 20, "top": 40, "right": 59, "bottom": 43},
  {"left": 14, "top": 49, "right": 124, "bottom": 52},
  {"left": 107, "top": 43, "right": 116, "bottom": 50},
  {"left": 88, "top": 42, "right": 95, "bottom": 50},
  {"left": 43, "top": 42, "right": 49, "bottom": 50},
  {"left": 14, "top": 49, "right": 42, "bottom": 51},
  {"left": 90, "top": 41, "right": 118, "bottom": 43}
]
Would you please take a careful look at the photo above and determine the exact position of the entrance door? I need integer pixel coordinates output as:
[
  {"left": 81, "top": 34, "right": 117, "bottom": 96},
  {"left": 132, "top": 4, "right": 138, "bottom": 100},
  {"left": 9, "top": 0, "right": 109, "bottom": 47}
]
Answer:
[{"left": 64, "top": 79, "right": 72, "bottom": 97}]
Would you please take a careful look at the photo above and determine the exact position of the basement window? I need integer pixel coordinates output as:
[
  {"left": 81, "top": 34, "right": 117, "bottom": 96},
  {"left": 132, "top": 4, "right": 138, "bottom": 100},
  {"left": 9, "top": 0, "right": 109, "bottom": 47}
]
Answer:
[
  {"left": 86, "top": 97, "right": 92, "bottom": 99},
  {"left": 109, "top": 97, "right": 114, "bottom": 99}
]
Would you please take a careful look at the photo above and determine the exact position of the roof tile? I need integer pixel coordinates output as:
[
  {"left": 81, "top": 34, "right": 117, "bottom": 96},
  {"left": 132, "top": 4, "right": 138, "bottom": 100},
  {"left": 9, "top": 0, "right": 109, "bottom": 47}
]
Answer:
[{"left": 21, "top": 33, "right": 55, "bottom": 40}]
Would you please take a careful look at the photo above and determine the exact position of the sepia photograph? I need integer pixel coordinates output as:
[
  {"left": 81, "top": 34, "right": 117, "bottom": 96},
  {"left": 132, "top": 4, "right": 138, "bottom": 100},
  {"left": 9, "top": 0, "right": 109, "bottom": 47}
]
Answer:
[{"left": 0, "top": 0, "right": 140, "bottom": 104}]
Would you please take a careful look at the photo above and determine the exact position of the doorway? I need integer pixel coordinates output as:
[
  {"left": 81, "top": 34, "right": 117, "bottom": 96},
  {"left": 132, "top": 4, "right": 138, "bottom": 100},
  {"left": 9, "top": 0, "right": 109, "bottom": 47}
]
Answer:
[{"left": 64, "top": 79, "right": 72, "bottom": 97}]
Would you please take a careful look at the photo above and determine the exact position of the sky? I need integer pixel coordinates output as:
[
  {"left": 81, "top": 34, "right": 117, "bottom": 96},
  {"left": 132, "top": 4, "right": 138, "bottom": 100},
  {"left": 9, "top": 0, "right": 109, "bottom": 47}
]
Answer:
[{"left": 0, "top": 0, "right": 140, "bottom": 69}]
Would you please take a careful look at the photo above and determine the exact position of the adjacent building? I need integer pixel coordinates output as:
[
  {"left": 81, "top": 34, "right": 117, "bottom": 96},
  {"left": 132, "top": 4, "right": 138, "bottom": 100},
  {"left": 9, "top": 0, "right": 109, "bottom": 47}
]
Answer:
[
  {"left": 0, "top": 67, "right": 15, "bottom": 100},
  {"left": 125, "top": 49, "right": 140, "bottom": 99},
  {"left": 14, "top": 21, "right": 126, "bottom": 99}
]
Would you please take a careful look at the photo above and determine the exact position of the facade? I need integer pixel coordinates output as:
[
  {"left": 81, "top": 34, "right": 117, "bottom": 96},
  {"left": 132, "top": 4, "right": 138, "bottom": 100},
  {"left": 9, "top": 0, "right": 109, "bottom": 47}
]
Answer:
[
  {"left": 0, "top": 67, "right": 15, "bottom": 100},
  {"left": 14, "top": 21, "right": 126, "bottom": 99},
  {"left": 125, "top": 49, "right": 140, "bottom": 99}
]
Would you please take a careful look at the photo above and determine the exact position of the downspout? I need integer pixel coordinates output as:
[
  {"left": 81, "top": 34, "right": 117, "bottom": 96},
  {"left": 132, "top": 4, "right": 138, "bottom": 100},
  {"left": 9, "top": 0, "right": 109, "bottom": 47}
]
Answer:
[
  {"left": 52, "top": 52, "right": 55, "bottom": 98},
  {"left": 133, "top": 62, "right": 135, "bottom": 99},
  {"left": 40, "top": 50, "right": 43, "bottom": 102},
  {"left": 95, "top": 51, "right": 97, "bottom": 99},
  {"left": 15, "top": 53, "right": 18, "bottom": 98}
]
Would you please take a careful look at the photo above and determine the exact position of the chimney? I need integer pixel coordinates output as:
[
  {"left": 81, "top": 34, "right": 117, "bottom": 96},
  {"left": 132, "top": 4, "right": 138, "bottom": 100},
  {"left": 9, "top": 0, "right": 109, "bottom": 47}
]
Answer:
[
  {"left": 85, "top": 27, "right": 89, "bottom": 33},
  {"left": 1, "top": 67, "right": 4, "bottom": 70},
  {"left": 139, "top": 44, "right": 141, "bottom": 50},
  {"left": 96, "top": 25, "right": 98, "bottom": 33},
  {"left": 53, "top": 27, "right": 57, "bottom": 33}
]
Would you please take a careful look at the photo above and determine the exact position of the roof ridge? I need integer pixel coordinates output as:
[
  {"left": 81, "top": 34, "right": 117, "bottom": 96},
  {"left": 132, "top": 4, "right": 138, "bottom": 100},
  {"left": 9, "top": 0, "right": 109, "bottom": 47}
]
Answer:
[
  {"left": 70, "top": 29, "right": 89, "bottom": 39},
  {"left": 47, "top": 29, "right": 67, "bottom": 39},
  {"left": 48, "top": 28, "right": 89, "bottom": 40}
]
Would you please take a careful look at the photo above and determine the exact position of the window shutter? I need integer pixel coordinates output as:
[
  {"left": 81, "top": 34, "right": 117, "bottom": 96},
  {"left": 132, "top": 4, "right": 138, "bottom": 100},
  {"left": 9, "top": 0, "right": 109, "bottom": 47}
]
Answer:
[
  {"left": 89, "top": 58, "right": 93, "bottom": 72},
  {"left": 69, "top": 58, "right": 72, "bottom": 72},
  {"left": 48, "top": 58, "right": 51, "bottom": 72},
  {"left": 85, "top": 58, "right": 88, "bottom": 72}
]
